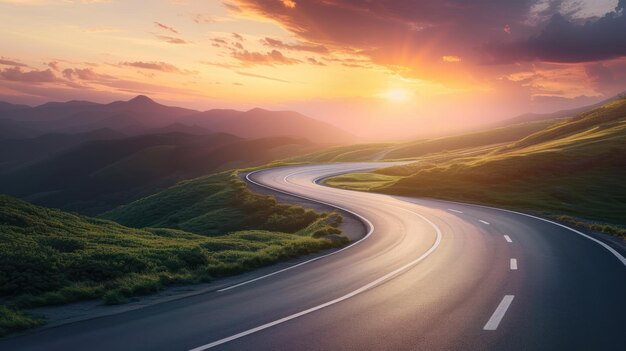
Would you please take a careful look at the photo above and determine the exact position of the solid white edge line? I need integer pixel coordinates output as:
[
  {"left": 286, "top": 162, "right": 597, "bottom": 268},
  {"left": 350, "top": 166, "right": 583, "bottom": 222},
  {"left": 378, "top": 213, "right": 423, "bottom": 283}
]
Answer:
[
  {"left": 218, "top": 166, "right": 382, "bottom": 292},
  {"left": 483, "top": 295, "right": 515, "bottom": 330},
  {"left": 448, "top": 209, "right": 463, "bottom": 214},
  {"left": 510, "top": 258, "right": 518, "bottom": 270},
  {"left": 479, "top": 220, "right": 490, "bottom": 225},
  {"left": 503, "top": 235, "right": 512, "bottom": 243},
  {"left": 444, "top": 200, "right": 626, "bottom": 267},
  {"left": 191, "top": 170, "right": 444, "bottom": 350}
]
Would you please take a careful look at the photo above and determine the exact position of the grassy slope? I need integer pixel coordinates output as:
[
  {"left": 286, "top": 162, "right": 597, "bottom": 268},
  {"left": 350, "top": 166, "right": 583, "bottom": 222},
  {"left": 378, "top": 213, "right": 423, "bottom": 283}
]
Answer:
[
  {"left": 327, "top": 99, "right": 626, "bottom": 229},
  {"left": 385, "top": 120, "right": 554, "bottom": 159},
  {"left": 0, "top": 171, "right": 346, "bottom": 335}
]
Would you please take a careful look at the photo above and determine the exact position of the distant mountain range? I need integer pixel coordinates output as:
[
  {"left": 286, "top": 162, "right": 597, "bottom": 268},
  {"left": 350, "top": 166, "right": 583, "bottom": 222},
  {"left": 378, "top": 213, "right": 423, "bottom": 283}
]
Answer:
[
  {"left": 0, "top": 95, "right": 355, "bottom": 144},
  {"left": 0, "top": 132, "right": 317, "bottom": 214}
]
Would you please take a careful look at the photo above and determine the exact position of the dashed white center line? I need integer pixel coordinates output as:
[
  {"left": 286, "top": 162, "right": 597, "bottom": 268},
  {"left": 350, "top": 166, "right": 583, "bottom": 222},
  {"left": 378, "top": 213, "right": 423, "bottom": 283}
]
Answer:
[
  {"left": 448, "top": 209, "right": 463, "bottom": 214},
  {"left": 483, "top": 295, "right": 515, "bottom": 330},
  {"left": 510, "top": 258, "right": 518, "bottom": 270},
  {"left": 503, "top": 235, "right": 512, "bottom": 243},
  {"left": 479, "top": 220, "right": 490, "bottom": 225}
]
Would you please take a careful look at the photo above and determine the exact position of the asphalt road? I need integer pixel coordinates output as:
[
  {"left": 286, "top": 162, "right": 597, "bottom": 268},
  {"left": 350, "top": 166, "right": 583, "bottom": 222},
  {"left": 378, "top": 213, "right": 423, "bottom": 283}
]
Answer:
[{"left": 2, "top": 163, "right": 625, "bottom": 351}]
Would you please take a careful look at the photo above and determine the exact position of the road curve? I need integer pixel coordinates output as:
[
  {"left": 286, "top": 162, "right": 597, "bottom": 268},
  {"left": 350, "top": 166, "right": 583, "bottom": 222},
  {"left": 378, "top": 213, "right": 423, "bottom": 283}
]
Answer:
[{"left": 1, "top": 163, "right": 625, "bottom": 351}]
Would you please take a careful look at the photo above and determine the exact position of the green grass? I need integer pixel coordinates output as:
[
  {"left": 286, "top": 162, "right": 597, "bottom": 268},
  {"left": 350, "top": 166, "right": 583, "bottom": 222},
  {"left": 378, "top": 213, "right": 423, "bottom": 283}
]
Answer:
[
  {"left": 324, "top": 172, "right": 398, "bottom": 191},
  {"left": 326, "top": 98, "right": 626, "bottom": 229},
  {"left": 101, "top": 170, "right": 328, "bottom": 235},
  {"left": 0, "top": 172, "right": 346, "bottom": 334},
  {"left": 385, "top": 120, "right": 555, "bottom": 159},
  {"left": 286, "top": 143, "right": 394, "bottom": 162},
  {"left": 0, "top": 306, "right": 43, "bottom": 337}
]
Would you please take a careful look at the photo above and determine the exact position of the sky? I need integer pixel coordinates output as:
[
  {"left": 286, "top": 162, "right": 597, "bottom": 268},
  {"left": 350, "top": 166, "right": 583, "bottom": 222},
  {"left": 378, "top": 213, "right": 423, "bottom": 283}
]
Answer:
[{"left": 1, "top": 0, "right": 625, "bottom": 140}]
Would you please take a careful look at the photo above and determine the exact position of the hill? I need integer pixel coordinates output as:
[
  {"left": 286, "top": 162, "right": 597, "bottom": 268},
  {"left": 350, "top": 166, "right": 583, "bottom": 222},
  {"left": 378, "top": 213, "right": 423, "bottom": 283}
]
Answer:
[
  {"left": 327, "top": 98, "right": 626, "bottom": 225},
  {"left": 0, "top": 179, "right": 345, "bottom": 335},
  {"left": 186, "top": 108, "right": 356, "bottom": 144},
  {"left": 0, "top": 133, "right": 318, "bottom": 214},
  {"left": 384, "top": 119, "right": 555, "bottom": 159}
]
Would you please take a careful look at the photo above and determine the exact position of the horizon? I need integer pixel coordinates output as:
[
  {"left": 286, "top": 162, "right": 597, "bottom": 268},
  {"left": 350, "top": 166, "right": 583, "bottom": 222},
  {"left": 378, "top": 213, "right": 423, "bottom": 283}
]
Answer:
[{"left": 2, "top": 0, "right": 625, "bottom": 140}]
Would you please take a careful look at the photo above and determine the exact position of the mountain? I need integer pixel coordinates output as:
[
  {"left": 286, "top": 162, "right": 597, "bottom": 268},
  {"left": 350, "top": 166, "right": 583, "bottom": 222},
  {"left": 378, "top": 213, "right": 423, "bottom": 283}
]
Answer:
[
  {"left": 186, "top": 108, "right": 356, "bottom": 144},
  {"left": 0, "top": 129, "right": 124, "bottom": 171},
  {"left": 0, "top": 101, "right": 29, "bottom": 112},
  {"left": 355, "top": 97, "right": 626, "bottom": 224},
  {"left": 0, "top": 95, "right": 354, "bottom": 144},
  {"left": 0, "top": 132, "right": 318, "bottom": 214}
]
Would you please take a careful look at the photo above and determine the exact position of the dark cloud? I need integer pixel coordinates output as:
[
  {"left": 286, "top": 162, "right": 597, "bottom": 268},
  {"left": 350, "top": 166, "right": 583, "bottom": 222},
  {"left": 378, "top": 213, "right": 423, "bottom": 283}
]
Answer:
[
  {"left": 120, "top": 61, "right": 182, "bottom": 73},
  {"left": 0, "top": 58, "right": 28, "bottom": 67},
  {"left": 231, "top": 49, "right": 301, "bottom": 66},
  {"left": 262, "top": 37, "right": 328, "bottom": 53},
  {"left": 485, "top": 2, "right": 626, "bottom": 63},
  {"left": 62, "top": 68, "right": 110, "bottom": 81},
  {"left": 232, "top": 32, "right": 244, "bottom": 41},
  {"left": 154, "top": 21, "right": 178, "bottom": 34},
  {"left": 0, "top": 67, "right": 57, "bottom": 83},
  {"left": 307, "top": 57, "right": 326, "bottom": 66}
]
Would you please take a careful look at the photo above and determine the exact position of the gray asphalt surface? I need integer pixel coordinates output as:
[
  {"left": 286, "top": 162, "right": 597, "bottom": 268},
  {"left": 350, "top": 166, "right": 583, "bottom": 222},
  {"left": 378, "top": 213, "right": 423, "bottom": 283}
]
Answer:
[{"left": 2, "top": 163, "right": 624, "bottom": 351}]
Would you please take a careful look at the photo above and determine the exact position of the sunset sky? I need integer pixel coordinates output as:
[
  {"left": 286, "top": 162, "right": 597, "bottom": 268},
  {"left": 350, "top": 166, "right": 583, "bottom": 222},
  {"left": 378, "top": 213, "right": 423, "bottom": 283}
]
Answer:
[{"left": 1, "top": 0, "right": 625, "bottom": 140}]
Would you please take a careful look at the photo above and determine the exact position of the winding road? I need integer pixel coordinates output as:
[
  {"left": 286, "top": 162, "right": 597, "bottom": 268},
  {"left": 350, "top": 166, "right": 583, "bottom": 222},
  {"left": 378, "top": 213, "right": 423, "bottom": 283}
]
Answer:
[{"left": 2, "top": 163, "right": 625, "bottom": 350}]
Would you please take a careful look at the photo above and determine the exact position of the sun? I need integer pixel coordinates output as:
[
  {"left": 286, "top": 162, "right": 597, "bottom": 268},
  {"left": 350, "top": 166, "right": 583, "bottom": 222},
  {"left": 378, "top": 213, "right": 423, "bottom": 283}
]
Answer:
[{"left": 381, "top": 88, "right": 410, "bottom": 102}]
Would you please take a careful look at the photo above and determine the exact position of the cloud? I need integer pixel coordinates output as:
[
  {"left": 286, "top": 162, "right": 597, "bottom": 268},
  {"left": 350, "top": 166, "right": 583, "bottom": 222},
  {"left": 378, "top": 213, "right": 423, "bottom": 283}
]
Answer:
[
  {"left": 0, "top": 67, "right": 57, "bottom": 83},
  {"left": 236, "top": 71, "right": 290, "bottom": 83},
  {"left": 232, "top": 32, "right": 244, "bottom": 41},
  {"left": 307, "top": 57, "right": 325, "bottom": 66},
  {"left": 0, "top": 57, "right": 28, "bottom": 67},
  {"left": 47, "top": 61, "right": 60, "bottom": 71},
  {"left": 120, "top": 61, "right": 182, "bottom": 73},
  {"left": 62, "top": 67, "right": 112, "bottom": 81},
  {"left": 154, "top": 34, "right": 189, "bottom": 44},
  {"left": 231, "top": 49, "right": 301, "bottom": 66},
  {"left": 154, "top": 21, "right": 178, "bottom": 34},
  {"left": 442, "top": 55, "right": 461, "bottom": 63},
  {"left": 485, "top": 2, "right": 626, "bottom": 63},
  {"left": 262, "top": 37, "right": 328, "bottom": 53}
]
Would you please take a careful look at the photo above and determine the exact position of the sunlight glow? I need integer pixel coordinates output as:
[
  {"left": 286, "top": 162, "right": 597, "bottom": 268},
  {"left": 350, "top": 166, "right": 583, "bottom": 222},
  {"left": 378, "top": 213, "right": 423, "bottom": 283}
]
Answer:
[{"left": 382, "top": 89, "right": 410, "bottom": 102}]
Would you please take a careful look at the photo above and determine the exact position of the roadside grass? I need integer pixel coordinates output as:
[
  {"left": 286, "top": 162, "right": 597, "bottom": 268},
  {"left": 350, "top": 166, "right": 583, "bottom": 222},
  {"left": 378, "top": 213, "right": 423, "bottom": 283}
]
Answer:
[
  {"left": 1, "top": 171, "right": 346, "bottom": 334},
  {"left": 0, "top": 306, "right": 43, "bottom": 337},
  {"left": 324, "top": 172, "right": 398, "bottom": 191}
]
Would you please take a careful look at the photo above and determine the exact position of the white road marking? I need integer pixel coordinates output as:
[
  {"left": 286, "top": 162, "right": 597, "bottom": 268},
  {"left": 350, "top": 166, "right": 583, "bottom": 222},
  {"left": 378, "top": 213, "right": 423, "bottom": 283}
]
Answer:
[
  {"left": 448, "top": 209, "right": 463, "bottom": 214},
  {"left": 479, "top": 220, "right": 490, "bottom": 225},
  {"left": 218, "top": 168, "right": 377, "bottom": 292},
  {"left": 483, "top": 295, "right": 515, "bottom": 330},
  {"left": 190, "top": 182, "right": 444, "bottom": 350},
  {"left": 445, "top": 200, "right": 626, "bottom": 267},
  {"left": 510, "top": 258, "right": 518, "bottom": 270},
  {"left": 503, "top": 235, "right": 512, "bottom": 243}
]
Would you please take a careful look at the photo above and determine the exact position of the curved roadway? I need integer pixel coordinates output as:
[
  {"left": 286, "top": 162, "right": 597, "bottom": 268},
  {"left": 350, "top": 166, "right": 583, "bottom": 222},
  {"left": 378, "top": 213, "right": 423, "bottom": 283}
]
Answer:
[{"left": 1, "top": 163, "right": 624, "bottom": 351}]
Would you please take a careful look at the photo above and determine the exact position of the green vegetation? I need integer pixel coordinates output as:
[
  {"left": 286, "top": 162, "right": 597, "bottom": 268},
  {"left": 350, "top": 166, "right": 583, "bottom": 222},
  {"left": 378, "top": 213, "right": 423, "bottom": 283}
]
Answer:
[
  {"left": 102, "top": 171, "right": 329, "bottom": 235},
  {"left": 0, "top": 171, "right": 345, "bottom": 334},
  {"left": 0, "top": 306, "right": 43, "bottom": 337},
  {"left": 385, "top": 120, "right": 554, "bottom": 159},
  {"left": 326, "top": 98, "right": 626, "bottom": 229},
  {"left": 325, "top": 172, "right": 397, "bottom": 191},
  {"left": 286, "top": 143, "right": 394, "bottom": 162}
]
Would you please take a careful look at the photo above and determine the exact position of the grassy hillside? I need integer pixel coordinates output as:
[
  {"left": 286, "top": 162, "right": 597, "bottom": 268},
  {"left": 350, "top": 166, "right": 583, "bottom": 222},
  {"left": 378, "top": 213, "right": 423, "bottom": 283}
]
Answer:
[
  {"left": 286, "top": 143, "right": 393, "bottom": 162},
  {"left": 327, "top": 98, "right": 626, "bottom": 228},
  {"left": 0, "top": 133, "right": 317, "bottom": 215},
  {"left": 385, "top": 120, "right": 554, "bottom": 159},
  {"left": 102, "top": 170, "right": 335, "bottom": 235},
  {"left": 0, "top": 184, "right": 345, "bottom": 335}
]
